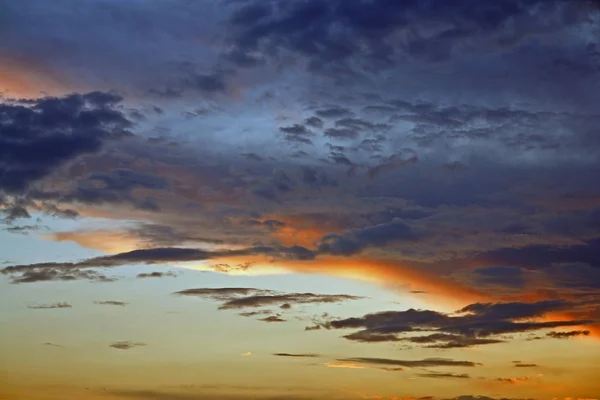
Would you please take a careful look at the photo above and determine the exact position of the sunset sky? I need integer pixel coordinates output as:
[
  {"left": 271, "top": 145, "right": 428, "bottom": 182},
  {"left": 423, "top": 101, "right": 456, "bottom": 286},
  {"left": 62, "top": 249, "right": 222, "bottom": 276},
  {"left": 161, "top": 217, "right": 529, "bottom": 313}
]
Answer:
[{"left": 1, "top": 1, "right": 600, "bottom": 399}]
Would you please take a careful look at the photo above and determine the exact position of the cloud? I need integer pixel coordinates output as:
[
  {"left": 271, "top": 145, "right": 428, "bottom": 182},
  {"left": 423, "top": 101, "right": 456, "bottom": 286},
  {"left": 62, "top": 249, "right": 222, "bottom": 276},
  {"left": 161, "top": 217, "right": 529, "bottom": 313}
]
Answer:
[
  {"left": 43, "top": 342, "right": 65, "bottom": 348},
  {"left": 273, "top": 353, "right": 320, "bottom": 358},
  {"left": 444, "top": 397, "right": 535, "bottom": 400},
  {"left": 0, "top": 92, "right": 131, "bottom": 195},
  {"left": 470, "top": 266, "right": 526, "bottom": 288},
  {"left": 258, "top": 315, "right": 286, "bottom": 323},
  {"left": 495, "top": 376, "right": 531, "bottom": 384},
  {"left": 513, "top": 363, "right": 539, "bottom": 368},
  {"left": 95, "top": 301, "right": 127, "bottom": 307},
  {"left": 417, "top": 372, "right": 471, "bottom": 379},
  {"left": 317, "top": 219, "right": 421, "bottom": 256},
  {"left": 337, "top": 357, "right": 479, "bottom": 368},
  {"left": 28, "top": 302, "right": 72, "bottom": 309},
  {"left": 109, "top": 341, "right": 147, "bottom": 350},
  {"left": 8, "top": 268, "right": 115, "bottom": 284},
  {"left": 175, "top": 287, "right": 363, "bottom": 310},
  {"left": 324, "top": 299, "right": 591, "bottom": 347},
  {"left": 547, "top": 330, "right": 590, "bottom": 339},
  {"left": 108, "top": 389, "right": 320, "bottom": 400},
  {"left": 137, "top": 271, "right": 177, "bottom": 279},
  {"left": 1, "top": 245, "right": 317, "bottom": 279}
]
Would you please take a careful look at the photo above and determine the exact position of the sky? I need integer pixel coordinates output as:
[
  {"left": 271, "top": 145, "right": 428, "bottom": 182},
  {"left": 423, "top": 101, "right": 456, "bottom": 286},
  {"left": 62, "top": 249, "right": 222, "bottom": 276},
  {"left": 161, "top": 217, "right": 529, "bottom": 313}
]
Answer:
[{"left": 0, "top": 0, "right": 599, "bottom": 399}]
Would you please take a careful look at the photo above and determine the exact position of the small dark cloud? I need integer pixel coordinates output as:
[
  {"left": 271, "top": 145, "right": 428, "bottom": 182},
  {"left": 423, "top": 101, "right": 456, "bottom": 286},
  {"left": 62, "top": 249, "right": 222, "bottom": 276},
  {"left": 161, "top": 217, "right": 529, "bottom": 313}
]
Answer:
[
  {"left": 258, "top": 315, "right": 286, "bottom": 323},
  {"left": 367, "top": 149, "right": 418, "bottom": 179},
  {"left": 43, "top": 342, "right": 65, "bottom": 348},
  {"left": 95, "top": 301, "right": 127, "bottom": 306},
  {"left": 513, "top": 363, "right": 538, "bottom": 368},
  {"left": 241, "top": 152, "right": 264, "bottom": 162},
  {"left": 304, "top": 116, "right": 323, "bottom": 128},
  {"left": 273, "top": 353, "right": 320, "bottom": 358},
  {"left": 28, "top": 302, "right": 72, "bottom": 309},
  {"left": 4, "top": 224, "right": 45, "bottom": 234},
  {"left": 417, "top": 372, "right": 471, "bottom": 379},
  {"left": 316, "top": 107, "right": 354, "bottom": 119},
  {"left": 278, "top": 124, "right": 315, "bottom": 146},
  {"left": 304, "top": 325, "right": 321, "bottom": 331},
  {"left": 324, "top": 127, "right": 359, "bottom": 140},
  {"left": 547, "top": 330, "right": 590, "bottom": 339},
  {"left": 137, "top": 271, "right": 177, "bottom": 279},
  {"left": 239, "top": 310, "right": 273, "bottom": 318},
  {"left": 109, "top": 341, "right": 147, "bottom": 350},
  {"left": 338, "top": 357, "right": 479, "bottom": 368}
]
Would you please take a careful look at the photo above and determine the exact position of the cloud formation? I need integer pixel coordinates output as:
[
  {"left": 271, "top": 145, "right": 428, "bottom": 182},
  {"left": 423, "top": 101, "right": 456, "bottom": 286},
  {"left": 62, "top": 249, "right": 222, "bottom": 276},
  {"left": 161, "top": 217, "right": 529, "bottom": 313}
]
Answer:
[
  {"left": 28, "top": 302, "right": 72, "bottom": 309},
  {"left": 317, "top": 299, "right": 593, "bottom": 347},
  {"left": 109, "top": 341, "right": 147, "bottom": 350},
  {"left": 175, "top": 287, "right": 364, "bottom": 323}
]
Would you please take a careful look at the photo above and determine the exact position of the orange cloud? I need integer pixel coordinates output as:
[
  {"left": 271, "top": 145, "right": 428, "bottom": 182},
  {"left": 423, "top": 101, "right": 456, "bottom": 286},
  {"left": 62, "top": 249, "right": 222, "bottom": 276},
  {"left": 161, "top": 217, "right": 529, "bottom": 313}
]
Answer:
[
  {"left": 325, "top": 361, "right": 366, "bottom": 369},
  {"left": 45, "top": 230, "right": 143, "bottom": 254}
]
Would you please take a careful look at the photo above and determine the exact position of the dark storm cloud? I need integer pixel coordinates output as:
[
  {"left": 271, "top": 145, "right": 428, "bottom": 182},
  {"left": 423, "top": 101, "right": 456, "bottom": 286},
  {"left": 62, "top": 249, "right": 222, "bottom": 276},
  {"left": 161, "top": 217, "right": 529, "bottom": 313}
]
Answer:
[
  {"left": 0, "top": 92, "right": 132, "bottom": 195},
  {"left": 322, "top": 299, "right": 592, "bottom": 347}
]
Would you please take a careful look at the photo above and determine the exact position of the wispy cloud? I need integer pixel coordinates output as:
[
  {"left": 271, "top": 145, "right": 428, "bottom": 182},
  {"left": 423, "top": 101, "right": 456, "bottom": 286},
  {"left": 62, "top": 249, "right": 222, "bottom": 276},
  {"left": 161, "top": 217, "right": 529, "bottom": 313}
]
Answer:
[
  {"left": 28, "top": 302, "right": 72, "bottom": 309},
  {"left": 109, "top": 341, "right": 147, "bottom": 350},
  {"left": 95, "top": 301, "right": 127, "bottom": 306}
]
